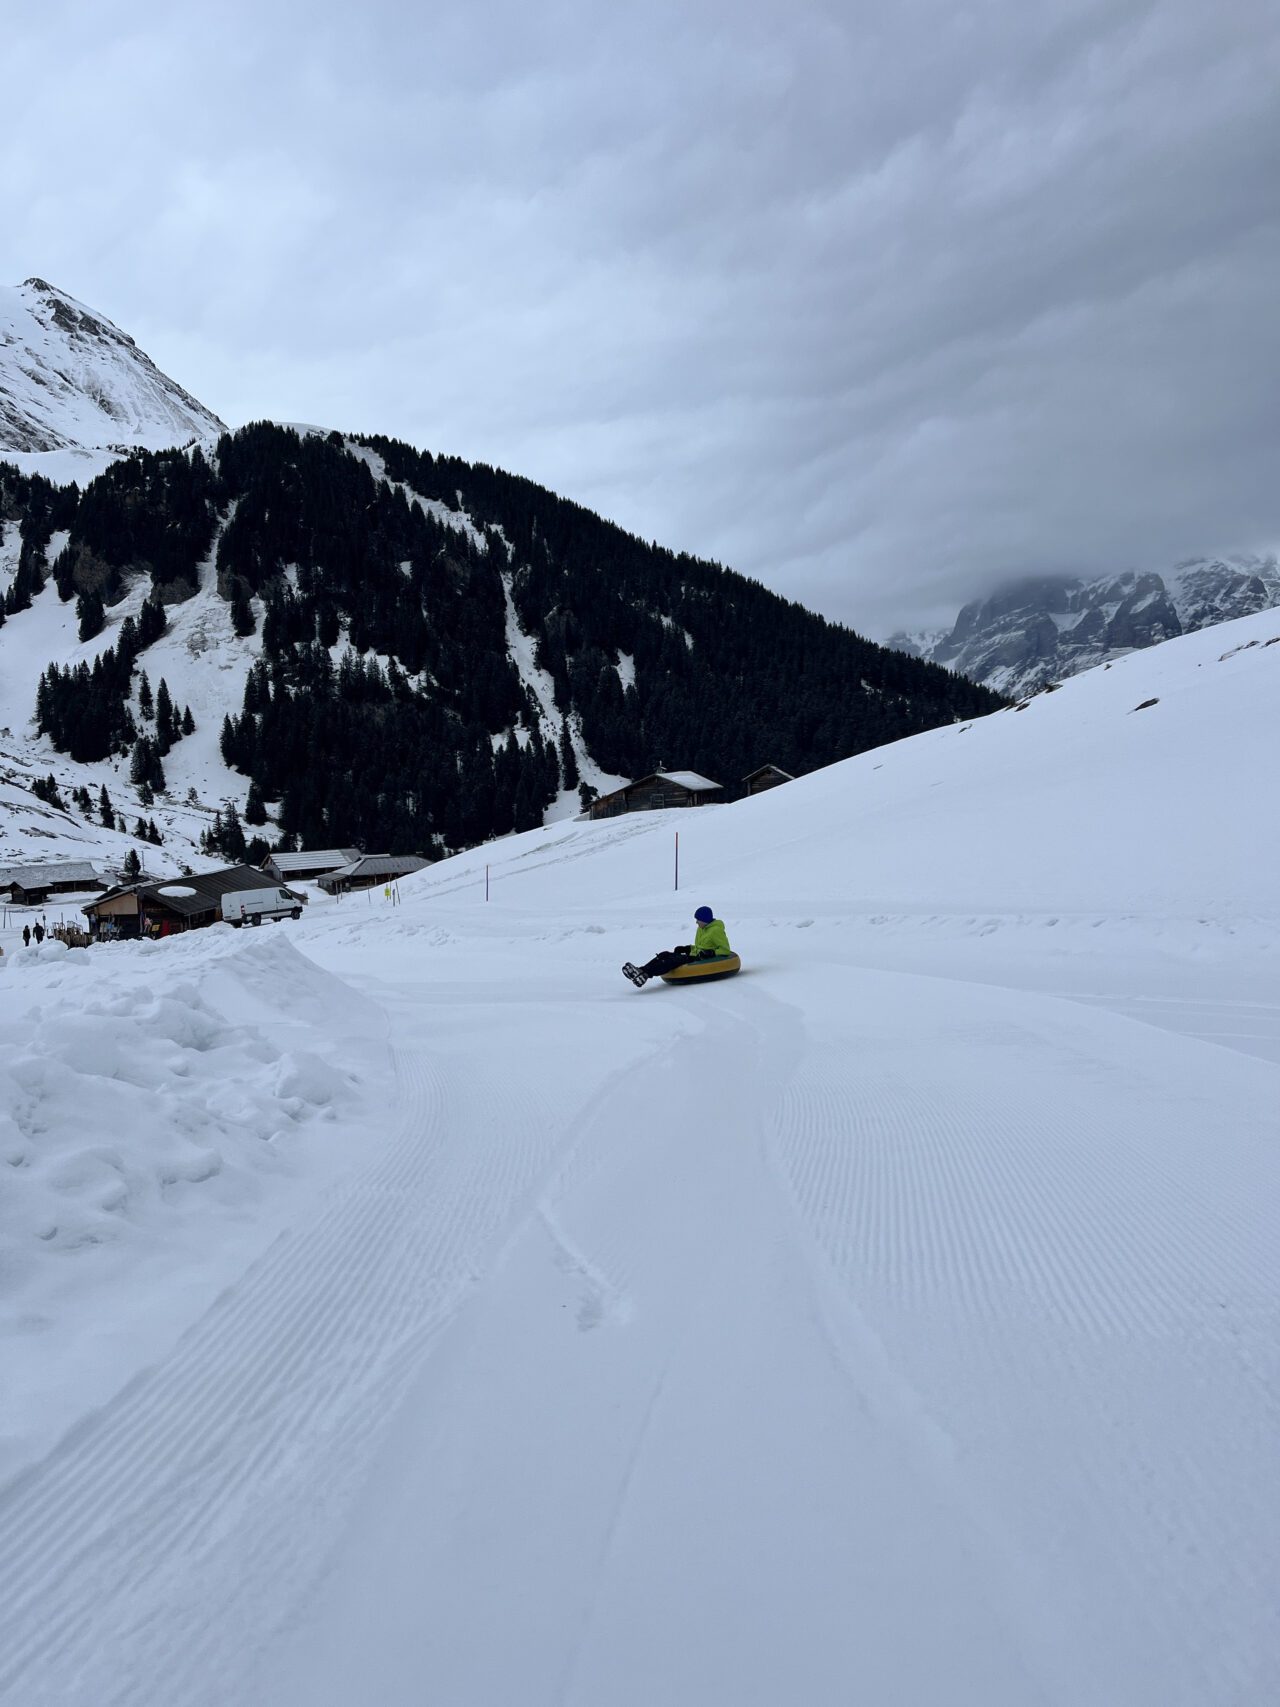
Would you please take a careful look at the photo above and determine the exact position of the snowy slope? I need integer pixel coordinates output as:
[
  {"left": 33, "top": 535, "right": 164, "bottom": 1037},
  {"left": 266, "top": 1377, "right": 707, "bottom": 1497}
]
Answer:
[
  {"left": 0, "top": 279, "right": 224, "bottom": 479},
  {"left": 402, "top": 606, "right": 1280, "bottom": 923},
  {"left": 0, "top": 610, "right": 1277, "bottom": 1707},
  {"left": 0, "top": 541, "right": 248, "bottom": 871}
]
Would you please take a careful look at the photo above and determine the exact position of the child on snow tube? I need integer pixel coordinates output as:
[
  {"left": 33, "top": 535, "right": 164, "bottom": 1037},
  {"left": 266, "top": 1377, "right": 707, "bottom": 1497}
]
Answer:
[{"left": 623, "top": 907, "right": 732, "bottom": 986}]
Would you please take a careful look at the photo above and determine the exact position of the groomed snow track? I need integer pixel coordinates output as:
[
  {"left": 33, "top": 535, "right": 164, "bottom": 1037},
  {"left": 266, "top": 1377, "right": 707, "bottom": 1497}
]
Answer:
[{"left": 1, "top": 952, "right": 1276, "bottom": 1707}]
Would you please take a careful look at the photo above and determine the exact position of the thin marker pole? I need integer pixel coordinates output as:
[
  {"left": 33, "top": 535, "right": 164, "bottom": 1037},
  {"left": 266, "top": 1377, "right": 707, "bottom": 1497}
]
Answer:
[
  {"left": 674, "top": 830, "right": 679, "bottom": 892},
  {"left": 486, "top": 863, "right": 490, "bottom": 902}
]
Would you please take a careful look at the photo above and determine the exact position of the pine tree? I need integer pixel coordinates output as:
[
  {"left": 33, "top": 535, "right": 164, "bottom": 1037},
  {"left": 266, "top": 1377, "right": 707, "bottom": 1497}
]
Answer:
[
  {"left": 222, "top": 803, "right": 247, "bottom": 861},
  {"left": 155, "top": 679, "right": 174, "bottom": 754},
  {"left": 77, "top": 590, "right": 105, "bottom": 643},
  {"left": 123, "top": 848, "right": 142, "bottom": 879},
  {"left": 99, "top": 784, "right": 113, "bottom": 828},
  {"left": 230, "top": 581, "right": 255, "bottom": 637},
  {"left": 138, "top": 671, "right": 154, "bottom": 719},
  {"left": 129, "top": 735, "right": 165, "bottom": 793},
  {"left": 181, "top": 705, "right": 195, "bottom": 737},
  {"left": 244, "top": 781, "right": 267, "bottom": 826},
  {"left": 138, "top": 596, "right": 167, "bottom": 648},
  {"left": 559, "top": 718, "right": 579, "bottom": 789}
]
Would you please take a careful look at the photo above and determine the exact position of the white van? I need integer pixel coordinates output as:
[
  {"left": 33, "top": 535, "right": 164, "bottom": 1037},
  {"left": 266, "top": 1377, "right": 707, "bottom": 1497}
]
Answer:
[{"left": 220, "top": 887, "right": 303, "bottom": 927}]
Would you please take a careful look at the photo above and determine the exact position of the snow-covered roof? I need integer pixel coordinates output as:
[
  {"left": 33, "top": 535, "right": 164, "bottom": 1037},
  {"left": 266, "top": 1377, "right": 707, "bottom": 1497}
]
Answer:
[
  {"left": 318, "top": 855, "right": 429, "bottom": 887},
  {"left": 591, "top": 771, "right": 724, "bottom": 809},
  {"left": 340, "top": 855, "right": 427, "bottom": 878},
  {"left": 653, "top": 771, "right": 722, "bottom": 792},
  {"left": 0, "top": 861, "right": 105, "bottom": 890},
  {"left": 742, "top": 764, "right": 795, "bottom": 782},
  {"left": 266, "top": 849, "right": 361, "bottom": 873}
]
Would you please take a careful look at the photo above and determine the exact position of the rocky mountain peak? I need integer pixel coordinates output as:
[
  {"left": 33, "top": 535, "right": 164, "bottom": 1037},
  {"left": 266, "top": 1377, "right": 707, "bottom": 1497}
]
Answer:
[
  {"left": 892, "top": 557, "right": 1280, "bottom": 695},
  {"left": 1, "top": 277, "right": 225, "bottom": 464},
  {"left": 20, "top": 276, "right": 138, "bottom": 350}
]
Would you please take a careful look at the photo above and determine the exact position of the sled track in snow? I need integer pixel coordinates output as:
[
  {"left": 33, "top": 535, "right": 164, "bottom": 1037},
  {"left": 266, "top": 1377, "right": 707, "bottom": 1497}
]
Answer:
[
  {"left": 770, "top": 1043, "right": 1280, "bottom": 1705},
  {"left": 0, "top": 1045, "right": 562, "bottom": 1707}
]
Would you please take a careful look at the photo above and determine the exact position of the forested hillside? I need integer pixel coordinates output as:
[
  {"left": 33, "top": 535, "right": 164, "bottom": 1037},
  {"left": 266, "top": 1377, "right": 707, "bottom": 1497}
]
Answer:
[{"left": 1, "top": 426, "right": 1002, "bottom": 854}]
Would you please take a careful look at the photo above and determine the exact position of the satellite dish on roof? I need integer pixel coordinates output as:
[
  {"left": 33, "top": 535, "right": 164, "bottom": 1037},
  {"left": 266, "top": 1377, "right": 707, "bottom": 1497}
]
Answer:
[{"left": 156, "top": 884, "right": 198, "bottom": 898}]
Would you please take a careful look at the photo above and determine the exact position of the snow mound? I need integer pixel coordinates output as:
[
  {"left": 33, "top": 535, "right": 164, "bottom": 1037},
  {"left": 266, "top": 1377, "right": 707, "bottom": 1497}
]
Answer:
[{"left": 0, "top": 929, "right": 383, "bottom": 1476}]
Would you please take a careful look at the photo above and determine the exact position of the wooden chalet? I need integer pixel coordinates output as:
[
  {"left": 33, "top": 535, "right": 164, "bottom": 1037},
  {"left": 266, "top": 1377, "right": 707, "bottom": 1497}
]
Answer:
[
  {"left": 588, "top": 771, "right": 723, "bottom": 821},
  {"left": 82, "top": 865, "right": 282, "bottom": 939},
  {"left": 742, "top": 764, "right": 794, "bottom": 796},
  {"left": 262, "top": 848, "right": 361, "bottom": 884},
  {"left": 0, "top": 861, "right": 109, "bottom": 906},
  {"left": 316, "top": 855, "right": 429, "bottom": 895}
]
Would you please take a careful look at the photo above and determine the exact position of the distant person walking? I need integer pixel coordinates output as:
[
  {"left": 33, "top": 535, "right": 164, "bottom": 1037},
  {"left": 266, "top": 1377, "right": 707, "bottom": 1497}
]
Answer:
[
  {"left": 22, "top": 925, "right": 31, "bottom": 947},
  {"left": 32, "top": 922, "right": 45, "bottom": 945}
]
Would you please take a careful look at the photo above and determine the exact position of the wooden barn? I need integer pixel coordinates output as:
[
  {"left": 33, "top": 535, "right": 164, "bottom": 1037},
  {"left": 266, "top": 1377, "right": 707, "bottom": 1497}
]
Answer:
[
  {"left": 588, "top": 771, "right": 723, "bottom": 821},
  {"left": 316, "top": 855, "right": 429, "bottom": 896},
  {"left": 0, "top": 861, "right": 109, "bottom": 906},
  {"left": 742, "top": 764, "right": 794, "bottom": 796},
  {"left": 83, "top": 865, "right": 283, "bottom": 940}
]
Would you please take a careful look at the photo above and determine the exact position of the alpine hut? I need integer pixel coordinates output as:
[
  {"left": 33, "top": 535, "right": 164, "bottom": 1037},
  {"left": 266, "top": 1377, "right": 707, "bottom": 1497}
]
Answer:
[
  {"left": 262, "top": 848, "right": 361, "bottom": 884},
  {"left": 82, "top": 865, "right": 284, "bottom": 940},
  {"left": 742, "top": 764, "right": 794, "bottom": 796},
  {"left": 316, "top": 855, "right": 429, "bottom": 896},
  {"left": 0, "top": 861, "right": 109, "bottom": 906},
  {"left": 587, "top": 771, "right": 723, "bottom": 821}
]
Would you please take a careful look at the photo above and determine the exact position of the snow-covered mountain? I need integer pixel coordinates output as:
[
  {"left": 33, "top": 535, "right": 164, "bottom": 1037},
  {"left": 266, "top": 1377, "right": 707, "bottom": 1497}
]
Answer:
[
  {"left": 0, "top": 277, "right": 224, "bottom": 484},
  {"left": 2, "top": 607, "right": 1276, "bottom": 1705},
  {"left": 1, "top": 422, "right": 995, "bottom": 871},
  {"left": 892, "top": 555, "right": 1280, "bottom": 696}
]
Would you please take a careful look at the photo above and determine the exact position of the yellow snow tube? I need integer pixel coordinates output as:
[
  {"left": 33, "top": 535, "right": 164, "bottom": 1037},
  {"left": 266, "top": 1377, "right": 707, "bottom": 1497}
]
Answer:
[{"left": 659, "top": 952, "right": 742, "bottom": 984}]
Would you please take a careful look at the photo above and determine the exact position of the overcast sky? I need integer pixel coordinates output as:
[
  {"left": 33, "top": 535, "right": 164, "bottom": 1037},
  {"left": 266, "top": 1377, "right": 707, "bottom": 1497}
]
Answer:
[{"left": 4, "top": 0, "right": 1278, "bottom": 634}]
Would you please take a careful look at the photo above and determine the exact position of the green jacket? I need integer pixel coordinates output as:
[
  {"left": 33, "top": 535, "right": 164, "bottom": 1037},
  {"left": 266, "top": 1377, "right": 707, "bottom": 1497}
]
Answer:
[{"left": 688, "top": 918, "right": 731, "bottom": 957}]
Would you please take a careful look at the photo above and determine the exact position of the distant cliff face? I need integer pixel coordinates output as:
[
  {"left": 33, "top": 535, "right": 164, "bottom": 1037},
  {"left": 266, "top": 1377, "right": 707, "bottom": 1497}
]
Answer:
[{"left": 891, "top": 557, "right": 1280, "bottom": 695}]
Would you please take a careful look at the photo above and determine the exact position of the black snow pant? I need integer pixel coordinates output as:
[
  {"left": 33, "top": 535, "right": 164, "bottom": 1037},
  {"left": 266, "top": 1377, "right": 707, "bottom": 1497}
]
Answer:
[{"left": 641, "top": 948, "right": 697, "bottom": 977}]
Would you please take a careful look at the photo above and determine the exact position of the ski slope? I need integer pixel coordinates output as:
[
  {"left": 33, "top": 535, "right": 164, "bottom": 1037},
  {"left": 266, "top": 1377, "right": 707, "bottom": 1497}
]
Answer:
[{"left": 0, "top": 612, "right": 1277, "bottom": 1706}]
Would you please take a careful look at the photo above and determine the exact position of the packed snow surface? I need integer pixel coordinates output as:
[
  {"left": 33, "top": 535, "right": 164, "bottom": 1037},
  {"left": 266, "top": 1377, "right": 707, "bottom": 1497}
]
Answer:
[{"left": 0, "top": 612, "right": 1277, "bottom": 1706}]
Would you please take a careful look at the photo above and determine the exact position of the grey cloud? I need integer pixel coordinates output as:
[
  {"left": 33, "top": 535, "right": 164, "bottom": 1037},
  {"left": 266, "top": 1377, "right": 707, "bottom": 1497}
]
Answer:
[{"left": 3, "top": 0, "right": 1277, "bottom": 635}]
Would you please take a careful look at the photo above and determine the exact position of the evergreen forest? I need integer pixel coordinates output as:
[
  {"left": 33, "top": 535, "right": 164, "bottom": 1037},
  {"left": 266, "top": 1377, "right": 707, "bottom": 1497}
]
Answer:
[{"left": 1, "top": 429, "right": 1003, "bottom": 855}]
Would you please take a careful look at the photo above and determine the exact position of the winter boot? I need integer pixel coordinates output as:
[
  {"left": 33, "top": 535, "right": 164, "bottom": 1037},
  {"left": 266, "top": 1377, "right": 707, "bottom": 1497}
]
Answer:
[{"left": 622, "top": 962, "right": 647, "bottom": 987}]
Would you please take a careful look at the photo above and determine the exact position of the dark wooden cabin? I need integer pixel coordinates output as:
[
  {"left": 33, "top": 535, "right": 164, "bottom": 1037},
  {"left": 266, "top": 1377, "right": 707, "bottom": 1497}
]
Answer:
[
  {"left": 588, "top": 771, "right": 723, "bottom": 821},
  {"left": 742, "top": 764, "right": 795, "bottom": 797}
]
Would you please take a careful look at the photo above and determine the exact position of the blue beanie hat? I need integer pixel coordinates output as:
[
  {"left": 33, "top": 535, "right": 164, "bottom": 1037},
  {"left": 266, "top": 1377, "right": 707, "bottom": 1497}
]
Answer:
[{"left": 694, "top": 906, "right": 714, "bottom": 923}]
